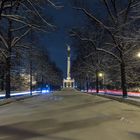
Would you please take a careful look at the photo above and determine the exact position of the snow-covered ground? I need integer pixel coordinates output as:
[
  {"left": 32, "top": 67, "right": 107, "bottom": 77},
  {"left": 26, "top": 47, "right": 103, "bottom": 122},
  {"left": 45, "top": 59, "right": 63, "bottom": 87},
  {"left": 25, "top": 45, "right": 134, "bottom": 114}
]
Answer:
[{"left": 0, "top": 88, "right": 139, "bottom": 140}]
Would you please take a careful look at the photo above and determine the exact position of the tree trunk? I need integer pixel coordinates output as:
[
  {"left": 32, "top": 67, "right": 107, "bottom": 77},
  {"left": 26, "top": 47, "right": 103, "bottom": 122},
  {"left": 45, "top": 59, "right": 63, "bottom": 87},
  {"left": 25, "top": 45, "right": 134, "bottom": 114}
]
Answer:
[
  {"left": 86, "top": 78, "right": 89, "bottom": 92},
  {"left": 120, "top": 51, "right": 127, "bottom": 98},
  {"left": 120, "top": 61, "right": 127, "bottom": 98},
  {"left": 29, "top": 50, "right": 33, "bottom": 96},
  {"left": 5, "top": 56, "right": 11, "bottom": 98},
  {"left": 95, "top": 50, "right": 99, "bottom": 93},
  {"left": 5, "top": 18, "right": 12, "bottom": 98},
  {"left": 79, "top": 81, "right": 82, "bottom": 90},
  {"left": 41, "top": 75, "right": 44, "bottom": 91},
  {"left": 0, "top": 72, "right": 4, "bottom": 91},
  {"left": 0, "top": 1, "right": 5, "bottom": 19},
  {"left": 96, "top": 70, "right": 99, "bottom": 93}
]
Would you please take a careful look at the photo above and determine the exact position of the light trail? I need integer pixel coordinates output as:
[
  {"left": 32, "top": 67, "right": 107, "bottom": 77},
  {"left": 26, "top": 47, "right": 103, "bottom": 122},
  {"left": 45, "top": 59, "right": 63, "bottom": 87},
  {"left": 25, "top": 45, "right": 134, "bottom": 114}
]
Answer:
[
  {"left": 84, "top": 89, "right": 140, "bottom": 97},
  {"left": 0, "top": 90, "right": 41, "bottom": 99}
]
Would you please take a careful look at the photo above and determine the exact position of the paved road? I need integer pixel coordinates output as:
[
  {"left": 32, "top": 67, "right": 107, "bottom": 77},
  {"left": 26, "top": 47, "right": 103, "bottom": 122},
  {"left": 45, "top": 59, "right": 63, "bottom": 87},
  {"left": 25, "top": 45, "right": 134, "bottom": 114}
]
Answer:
[{"left": 0, "top": 88, "right": 140, "bottom": 140}]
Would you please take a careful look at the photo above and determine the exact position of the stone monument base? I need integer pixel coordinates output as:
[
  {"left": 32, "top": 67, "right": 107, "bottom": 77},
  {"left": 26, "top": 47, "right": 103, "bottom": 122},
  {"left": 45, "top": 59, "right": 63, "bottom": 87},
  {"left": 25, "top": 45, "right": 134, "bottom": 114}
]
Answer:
[{"left": 63, "top": 78, "right": 75, "bottom": 88}]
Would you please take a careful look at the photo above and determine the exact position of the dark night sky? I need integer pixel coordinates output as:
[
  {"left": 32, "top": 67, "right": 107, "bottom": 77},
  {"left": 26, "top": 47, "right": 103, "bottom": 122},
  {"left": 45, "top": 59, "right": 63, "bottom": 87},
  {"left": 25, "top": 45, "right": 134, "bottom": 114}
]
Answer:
[
  {"left": 41, "top": 0, "right": 103, "bottom": 76},
  {"left": 40, "top": 1, "right": 85, "bottom": 77}
]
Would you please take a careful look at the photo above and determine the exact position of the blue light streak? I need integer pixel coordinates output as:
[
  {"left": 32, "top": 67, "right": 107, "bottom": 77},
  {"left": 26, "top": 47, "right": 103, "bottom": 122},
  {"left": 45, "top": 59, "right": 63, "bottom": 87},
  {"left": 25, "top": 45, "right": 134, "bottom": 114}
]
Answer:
[{"left": 0, "top": 90, "right": 41, "bottom": 99}]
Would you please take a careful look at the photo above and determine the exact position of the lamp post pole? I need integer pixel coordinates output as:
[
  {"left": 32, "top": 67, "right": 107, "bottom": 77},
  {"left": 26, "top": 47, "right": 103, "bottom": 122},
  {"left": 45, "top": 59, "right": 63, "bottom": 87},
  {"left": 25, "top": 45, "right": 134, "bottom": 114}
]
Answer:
[
  {"left": 86, "top": 73, "right": 89, "bottom": 92},
  {"left": 98, "top": 72, "right": 105, "bottom": 91}
]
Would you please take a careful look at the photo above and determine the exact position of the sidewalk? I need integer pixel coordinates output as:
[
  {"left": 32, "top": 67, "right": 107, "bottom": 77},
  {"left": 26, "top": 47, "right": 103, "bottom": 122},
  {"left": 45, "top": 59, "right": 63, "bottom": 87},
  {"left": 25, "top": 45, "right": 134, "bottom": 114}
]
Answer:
[
  {"left": 0, "top": 91, "right": 40, "bottom": 106},
  {"left": 127, "top": 96, "right": 140, "bottom": 102},
  {"left": 94, "top": 93, "right": 140, "bottom": 106}
]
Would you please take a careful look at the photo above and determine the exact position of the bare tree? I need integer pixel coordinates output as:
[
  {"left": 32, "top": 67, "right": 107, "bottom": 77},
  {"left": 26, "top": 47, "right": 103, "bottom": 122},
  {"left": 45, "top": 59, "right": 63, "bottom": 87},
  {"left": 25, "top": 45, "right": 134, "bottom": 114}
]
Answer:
[
  {"left": 0, "top": 0, "right": 62, "bottom": 98},
  {"left": 71, "top": 0, "right": 140, "bottom": 98},
  {"left": 70, "top": 26, "right": 106, "bottom": 93}
]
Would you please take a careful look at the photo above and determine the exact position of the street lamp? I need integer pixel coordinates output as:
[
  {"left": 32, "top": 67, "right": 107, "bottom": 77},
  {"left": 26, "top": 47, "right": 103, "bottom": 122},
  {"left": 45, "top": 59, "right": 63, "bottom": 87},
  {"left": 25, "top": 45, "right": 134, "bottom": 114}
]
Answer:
[
  {"left": 98, "top": 72, "right": 103, "bottom": 77},
  {"left": 98, "top": 72, "right": 105, "bottom": 90},
  {"left": 137, "top": 52, "right": 140, "bottom": 58}
]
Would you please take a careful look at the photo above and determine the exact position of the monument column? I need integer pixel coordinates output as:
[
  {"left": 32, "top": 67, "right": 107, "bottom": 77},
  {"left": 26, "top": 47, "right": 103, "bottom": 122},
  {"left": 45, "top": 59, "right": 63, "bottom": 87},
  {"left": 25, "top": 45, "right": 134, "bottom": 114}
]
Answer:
[
  {"left": 67, "top": 46, "right": 71, "bottom": 80},
  {"left": 63, "top": 45, "right": 75, "bottom": 88}
]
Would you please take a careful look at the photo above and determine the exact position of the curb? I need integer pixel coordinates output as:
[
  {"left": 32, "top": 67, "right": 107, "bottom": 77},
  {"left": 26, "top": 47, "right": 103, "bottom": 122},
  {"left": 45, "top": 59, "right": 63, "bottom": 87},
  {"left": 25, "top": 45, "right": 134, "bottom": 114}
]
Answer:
[
  {"left": 0, "top": 94, "right": 39, "bottom": 106},
  {"left": 91, "top": 93, "right": 140, "bottom": 107}
]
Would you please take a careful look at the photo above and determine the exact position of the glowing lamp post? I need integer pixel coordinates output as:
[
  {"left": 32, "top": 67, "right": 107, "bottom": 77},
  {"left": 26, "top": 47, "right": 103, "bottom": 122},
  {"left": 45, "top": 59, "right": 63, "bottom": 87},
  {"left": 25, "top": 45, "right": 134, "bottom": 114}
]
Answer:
[
  {"left": 98, "top": 73, "right": 103, "bottom": 77},
  {"left": 137, "top": 52, "right": 140, "bottom": 58},
  {"left": 98, "top": 72, "right": 105, "bottom": 90}
]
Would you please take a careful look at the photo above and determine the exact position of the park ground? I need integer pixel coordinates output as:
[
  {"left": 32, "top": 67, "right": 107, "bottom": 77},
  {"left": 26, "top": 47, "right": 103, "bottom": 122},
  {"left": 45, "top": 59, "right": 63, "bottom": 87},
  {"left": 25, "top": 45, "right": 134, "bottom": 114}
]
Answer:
[{"left": 0, "top": 88, "right": 140, "bottom": 140}]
